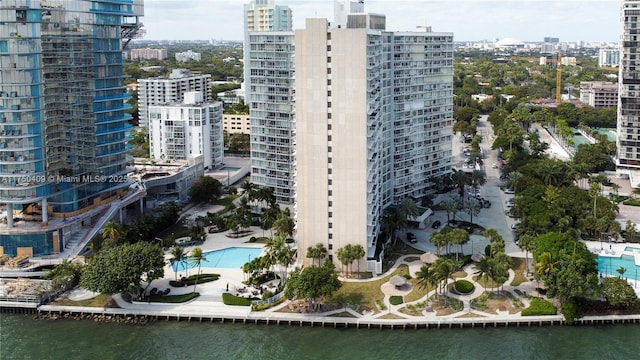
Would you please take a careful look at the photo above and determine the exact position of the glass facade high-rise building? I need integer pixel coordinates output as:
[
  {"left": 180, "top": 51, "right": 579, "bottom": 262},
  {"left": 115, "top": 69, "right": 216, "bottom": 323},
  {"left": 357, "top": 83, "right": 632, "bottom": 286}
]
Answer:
[
  {"left": 0, "top": 0, "right": 142, "bottom": 257},
  {"left": 618, "top": 0, "right": 640, "bottom": 172},
  {"left": 244, "top": 1, "right": 294, "bottom": 204}
]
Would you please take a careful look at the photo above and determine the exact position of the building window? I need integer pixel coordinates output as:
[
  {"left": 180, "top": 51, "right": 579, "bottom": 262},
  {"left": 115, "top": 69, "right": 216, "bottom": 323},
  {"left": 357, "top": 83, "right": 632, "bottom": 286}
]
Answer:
[{"left": 328, "top": 242, "right": 332, "bottom": 248}]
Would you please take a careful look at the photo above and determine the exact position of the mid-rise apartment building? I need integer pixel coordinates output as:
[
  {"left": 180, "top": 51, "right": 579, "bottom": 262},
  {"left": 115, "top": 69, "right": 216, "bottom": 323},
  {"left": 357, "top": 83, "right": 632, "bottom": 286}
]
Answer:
[
  {"left": 294, "top": 7, "right": 453, "bottom": 272},
  {"left": 599, "top": 48, "right": 620, "bottom": 68},
  {"left": 0, "top": 0, "right": 144, "bottom": 257},
  {"left": 138, "top": 69, "right": 211, "bottom": 127},
  {"left": 130, "top": 47, "right": 167, "bottom": 60},
  {"left": 223, "top": 114, "right": 251, "bottom": 134},
  {"left": 580, "top": 81, "right": 619, "bottom": 108},
  {"left": 148, "top": 92, "right": 224, "bottom": 171},
  {"left": 618, "top": 0, "right": 640, "bottom": 172}
]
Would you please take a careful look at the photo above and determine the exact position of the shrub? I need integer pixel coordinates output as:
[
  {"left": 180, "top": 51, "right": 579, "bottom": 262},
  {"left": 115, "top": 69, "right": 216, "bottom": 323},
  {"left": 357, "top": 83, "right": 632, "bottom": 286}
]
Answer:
[
  {"left": 389, "top": 295, "right": 404, "bottom": 305},
  {"left": 147, "top": 292, "right": 199, "bottom": 303},
  {"left": 169, "top": 273, "right": 219, "bottom": 287},
  {"left": 454, "top": 280, "right": 475, "bottom": 294},
  {"left": 403, "top": 274, "right": 412, "bottom": 280},
  {"left": 521, "top": 298, "right": 557, "bottom": 316},
  {"left": 623, "top": 198, "right": 640, "bottom": 207},
  {"left": 222, "top": 293, "right": 252, "bottom": 306},
  {"left": 248, "top": 237, "right": 257, "bottom": 243},
  {"left": 376, "top": 299, "right": 387, "bottom": 310},
  {"left": 561, "top": 299, "right": 581, "bottom": 324}
]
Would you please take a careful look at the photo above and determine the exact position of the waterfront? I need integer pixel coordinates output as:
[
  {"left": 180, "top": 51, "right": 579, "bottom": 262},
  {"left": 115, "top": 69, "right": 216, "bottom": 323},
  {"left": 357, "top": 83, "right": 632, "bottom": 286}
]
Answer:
[{"left": 2, "top": 314, "right": 640, "bottom": 359}]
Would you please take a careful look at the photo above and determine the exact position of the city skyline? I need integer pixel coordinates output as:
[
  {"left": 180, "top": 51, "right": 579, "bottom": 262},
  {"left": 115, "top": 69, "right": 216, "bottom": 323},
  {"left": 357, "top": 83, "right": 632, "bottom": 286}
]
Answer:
[{"left": 144, "top": 0, "right": 622, "bottom": 43}]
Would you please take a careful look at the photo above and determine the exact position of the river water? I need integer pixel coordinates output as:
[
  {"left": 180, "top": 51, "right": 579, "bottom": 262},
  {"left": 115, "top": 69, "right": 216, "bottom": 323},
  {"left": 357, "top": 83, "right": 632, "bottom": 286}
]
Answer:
[{"left": 1, "top": 314, "right": 640, "bottom": 359}]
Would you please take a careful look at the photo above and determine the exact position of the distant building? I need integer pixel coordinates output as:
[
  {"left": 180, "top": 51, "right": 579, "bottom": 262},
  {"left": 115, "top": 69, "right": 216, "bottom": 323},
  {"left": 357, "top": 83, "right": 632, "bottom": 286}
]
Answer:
[
  {"left": 243, "top": 0, "right": 293, "bottom": 102},
  {"left": 130, "top": 156, "right": 205, "bottom": 209},
  {"left": 543, "top": 37, "right": 559, "bottom": 43},
  {"left": 540, "top": 43, "right": 555, "bottom": 54},
  {"left": 223, "top": 114, "right": 251, "bottom": 134},
  {"left": 599, "top": 48, "right": 620, "bottom": 67},
  {"left": 579, "top": 81, "right": 618, "bottom": 108},
  {"left": 130, "top": 48, "right": 168, "bottom": 60},
  {"left": 148, "top": 92, "right": 224, "bottom": 170},
  {"left": 618, "top": 0, "right": 640, "bottom": 173},
  {"left": 138, "top": 69, "right": 211, "bottom": 128},
  {"left": 175, "top": 50, "right": 201, "bottom": 62},
  {"left": 561, "top": 56, "right": 577, "bottom": 66}
]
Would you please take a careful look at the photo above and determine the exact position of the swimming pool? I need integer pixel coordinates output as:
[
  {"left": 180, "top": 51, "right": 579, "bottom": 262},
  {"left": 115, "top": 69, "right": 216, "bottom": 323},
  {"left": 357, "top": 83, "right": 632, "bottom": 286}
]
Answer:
[
  {"left": 172, "top": 247, "right": 263, "bottom": 271},
  {"left": 597, "top": 255, "right": 640, "bottom": 281}
]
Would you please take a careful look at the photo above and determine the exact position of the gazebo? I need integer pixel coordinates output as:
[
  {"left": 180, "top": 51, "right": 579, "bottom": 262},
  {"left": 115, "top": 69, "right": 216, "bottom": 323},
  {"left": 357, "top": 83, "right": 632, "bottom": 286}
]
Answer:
[
  {"left": 389, "top": 275, "right": 407, "bottom": 288},
  {"left": 420, "top": 251, "right": 439, "bottom": 264}
]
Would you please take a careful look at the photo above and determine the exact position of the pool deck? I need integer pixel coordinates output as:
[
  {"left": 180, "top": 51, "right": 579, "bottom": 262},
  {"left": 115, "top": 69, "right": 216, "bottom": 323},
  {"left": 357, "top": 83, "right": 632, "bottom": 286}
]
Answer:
[{"left": 586, "top": 240, "right": 640, "bottom": 296}]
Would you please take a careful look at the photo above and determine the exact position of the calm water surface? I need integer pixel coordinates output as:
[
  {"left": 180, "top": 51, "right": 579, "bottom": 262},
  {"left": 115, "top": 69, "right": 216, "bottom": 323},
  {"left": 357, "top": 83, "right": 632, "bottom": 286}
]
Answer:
[{"left": 2, "top": 314, "right": 640, "bottom": 360}]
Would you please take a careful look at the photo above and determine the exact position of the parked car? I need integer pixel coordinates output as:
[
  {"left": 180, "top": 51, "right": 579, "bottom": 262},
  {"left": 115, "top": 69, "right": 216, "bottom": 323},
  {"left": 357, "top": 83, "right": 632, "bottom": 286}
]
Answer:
[
  {"left": 504, "top": 188, "right": 515, "bottom": 194},
  {"left": 511, "top": 223, "right": 519, "bottom": 230},
  {"left": 483, "top": 200, "right": 491, "bottom": 208},
  {"left": 431, "top": 220, "right": 442, "bottom": 229},
  {"left": 505, "top": 199, "right": 514, "bottom": 207},
  {"left": 492, "top": 163, "right": 498, "bottom": 169},
  {"left": 407, "top": 232, "right": 417, "bottom": 243}
]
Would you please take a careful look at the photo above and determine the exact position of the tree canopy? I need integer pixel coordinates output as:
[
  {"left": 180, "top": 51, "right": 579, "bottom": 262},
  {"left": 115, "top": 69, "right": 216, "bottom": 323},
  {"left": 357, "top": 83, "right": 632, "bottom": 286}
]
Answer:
[
  {"left": 285, "top": 262, "right": 341, "bottom": 311},
  {"left": 80, "top": 242, "right": 165, "bottom": 298},
  {"left": 189, "top": 176, "right": 223, "bottom": 203}
]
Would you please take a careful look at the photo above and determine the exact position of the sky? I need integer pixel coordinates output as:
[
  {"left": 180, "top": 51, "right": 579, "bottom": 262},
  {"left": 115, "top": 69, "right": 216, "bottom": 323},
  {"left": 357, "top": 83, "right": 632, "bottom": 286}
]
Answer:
[{"left": 141, "top": 0, "right": 623, "bottom": 43}]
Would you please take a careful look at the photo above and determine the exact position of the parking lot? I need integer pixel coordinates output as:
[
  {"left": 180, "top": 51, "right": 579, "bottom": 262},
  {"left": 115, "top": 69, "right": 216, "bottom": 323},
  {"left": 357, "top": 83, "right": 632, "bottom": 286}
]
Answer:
[{"left": 405, "top": 115, "right": 525, "bottom": 257}]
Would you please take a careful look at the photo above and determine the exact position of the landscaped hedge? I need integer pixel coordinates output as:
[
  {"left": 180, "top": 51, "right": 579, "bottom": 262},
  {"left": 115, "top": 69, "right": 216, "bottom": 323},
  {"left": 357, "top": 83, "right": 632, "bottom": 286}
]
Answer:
[
  {"left": 454, "top": 280, "right": 475, "bottom": 294},
  {"left": 222, "top": 292, "right": 252, "bottom": 306},
  {"left": 147, "top": 292, "right": 199, "bottom": 303},
  {"left": 389, "top": 295, "right": 404, "bottom": 305},
  {"left": 521, "top": 298, "right": 557, "bottom": 316},
  {"left": 623, "top": 198, "right": 640, "bottom": 207},
  {"left": 169, "top": 274, "right": 220, "bottom": 287}
]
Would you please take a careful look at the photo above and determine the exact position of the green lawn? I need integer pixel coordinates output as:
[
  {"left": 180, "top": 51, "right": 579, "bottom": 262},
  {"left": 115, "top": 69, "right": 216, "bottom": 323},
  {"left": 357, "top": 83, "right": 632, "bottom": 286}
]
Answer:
[{"left": 330, "top": 265, "right": 411, "bottom": 313}]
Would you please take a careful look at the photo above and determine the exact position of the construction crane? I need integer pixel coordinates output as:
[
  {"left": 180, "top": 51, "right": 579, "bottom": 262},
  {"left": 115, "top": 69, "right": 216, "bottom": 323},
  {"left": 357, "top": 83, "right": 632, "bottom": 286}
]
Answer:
[{"left": 556, "top": 52, "right": 562, "bottom": 104}]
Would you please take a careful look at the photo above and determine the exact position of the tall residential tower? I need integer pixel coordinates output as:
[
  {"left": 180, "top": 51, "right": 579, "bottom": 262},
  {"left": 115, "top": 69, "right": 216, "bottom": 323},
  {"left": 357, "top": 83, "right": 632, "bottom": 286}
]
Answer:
[
  {"left": 245, "top": 0, "right": 295, "bottom": 204},
  {"left": 295, "top": 5, "right": 453, "bottom": 272},
  {"left": 0, "top": 0, "right": 144, "bottom": 257},
  {"left": 618, "top": 0, "right": 640, "bottom": 178}
]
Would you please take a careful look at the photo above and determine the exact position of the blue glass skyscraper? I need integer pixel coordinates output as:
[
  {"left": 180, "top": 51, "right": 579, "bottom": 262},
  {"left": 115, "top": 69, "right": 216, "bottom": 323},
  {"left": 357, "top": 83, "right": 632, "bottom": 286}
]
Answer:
[{"left": 0, "top": 0, "right": 143, "bottom": 257}]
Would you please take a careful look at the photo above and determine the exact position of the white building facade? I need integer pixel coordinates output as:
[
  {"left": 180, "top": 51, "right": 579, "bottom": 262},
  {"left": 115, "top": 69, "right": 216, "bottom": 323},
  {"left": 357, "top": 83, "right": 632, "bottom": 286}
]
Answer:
[
  {"left": 243, "top": 0, "right": 292, "bottom": 103},
  {"left": 138, "top": 69, "right": 211, "bottom": 128},
  {"left": 148, "top": 92, "right": 224, "bottom": 170},
  {"left": 618, "top": 0, "right": 640, "bottom": 172},
  {"left": 175, "top": 50, "right": 201, "bottom": 62},
  {"left": 580, "top": 81, "right": 618, "bottom": 108},
  {"left": 599, "top": 48, "right": 620, "bottom": 67},
  {"left": 294, "top": 9, "right": 453, "bottom": 272}
]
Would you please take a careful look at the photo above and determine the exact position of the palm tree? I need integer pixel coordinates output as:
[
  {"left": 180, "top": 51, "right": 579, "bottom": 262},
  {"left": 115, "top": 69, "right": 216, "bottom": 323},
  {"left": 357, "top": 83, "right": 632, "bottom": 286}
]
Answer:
[
  {"left": 441, "top": 194, "right": 461, "bottom": 224},
  {"left": 306, "top": 243, "right": 328, "bottom": 266},
  {"left": 266, "top": 235, "right": 294, "bottom": 283},
  {"left": 470, "top": 169, "right": 486, "bottom": 191},
  {"left": 170, "top": 245, "right": 185, "bottom": 281},
  {"left": 101, "top": 221, "right": 124, "bottom": 245},
  {"left": 189, "top": 247, "right": 207, "bottom": 292},
  {"left": 449, "top": 228, "right": 469, "bottom": 261},
  {"left": 272, "top": 212, "right": 295, "bottom": 239},
  {"left": 430, "top": 231, "right": 449, "bottom": 256},
  {"left": 380, "top": 206, "right": 405, "bottom": 247},
  {"left": 616, "top": 266, "right": 627, "bottom": 279},
  {"left": 432, "top": 258, "right": 457, "bottom": 307},
  {"left": 451, "top": 169, "right": 471, "bottom": 197},
  {"left": 517, "top": 234, "right": 535, "bottom": 276},
  {"left": 241, "top": 180, "right": 257, "bottom": 203},
  {"left": 474, "top": 256, "right": 494, "bottom": 288},
  {"left": 395, "top": 197, "right": 420, "bottom": 240},
  {"left": 352, "top": 244, "right": 365, "bottom": 276},
  {"left": 535, "top": 252, "right": 555, "bottom": 281},
  {"left": 505, "top": 171, "right": 523, "bottom": 192},
  {"left": 415, "top": 264, "right": 434, "bottom": 305}
]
